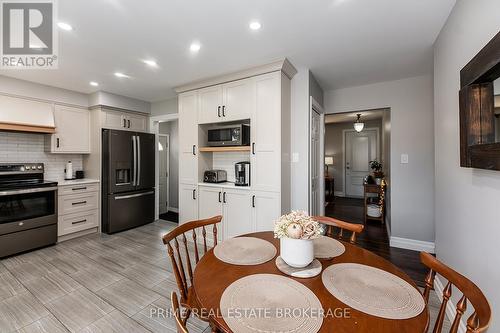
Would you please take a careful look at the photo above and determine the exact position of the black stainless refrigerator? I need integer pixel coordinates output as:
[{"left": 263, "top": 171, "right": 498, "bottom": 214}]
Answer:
[{"left": 102, "top": 129, "right": 155, "bottom": 234}]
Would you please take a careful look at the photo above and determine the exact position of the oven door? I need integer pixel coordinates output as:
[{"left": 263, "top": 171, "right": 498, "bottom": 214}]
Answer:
[
  {"left": 0, "top": 187, "right": 58, "bottom": 230},
  {"left": 208, "top": 126, "right": 241, "bottom": 146}
]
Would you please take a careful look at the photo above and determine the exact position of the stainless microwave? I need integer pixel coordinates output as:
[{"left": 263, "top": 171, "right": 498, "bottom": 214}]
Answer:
[{"left": 207, "top": 124, "right": 250, "bottom": 147}]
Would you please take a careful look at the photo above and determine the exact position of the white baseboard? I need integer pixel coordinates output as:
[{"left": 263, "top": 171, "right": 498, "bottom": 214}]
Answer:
[
  {"left": 389, "top": 236, "right": 435, "bottom": 253},
  {"left": 168, "top": 207, "right": 179, "bottom": 213},
  {"left": 334, "top": 191, "right": 345, "bottom": 197},
  {"left": 434, "top": 276, "right": 466, "bottom": 333}
]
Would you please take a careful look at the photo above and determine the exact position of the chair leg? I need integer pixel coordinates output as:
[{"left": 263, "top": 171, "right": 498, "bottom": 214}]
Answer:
[
  {"left": 209, "top": 321, "right": 219, "bottom": 333},
  {"left": 181, "top": 307, "right": 192, "bottom": 326}
]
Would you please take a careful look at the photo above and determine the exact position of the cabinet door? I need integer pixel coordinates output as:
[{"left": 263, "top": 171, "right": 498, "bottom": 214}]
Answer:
[
  {"left": 222, "top": 78, "right": 254, "bottom": 122},
  {"left": 52, "top": 105, "right": 90, "bottom": 153},
  {"left": 102, "top": 109, "right": 127, "bottom": 130},
  {"left": 198, "top": 85, "right": 223, "bottom": 124},
  {"left": 252, "top": 191, "right": 280, "bottom": 232},
  {"left": 224, "top": 189, "right": 252, "bottom": 239},
  {"left": 179, "top": 91, "right": 198, "bottom": 185},
  {"left": 198, "top": 186, "right": 223, "bottom": 241},
  {"left": 127, "top": 113, "right": 147, "bottom": 132},
  {"left": 179, "top": 184, "right": 198, "bottom": 224},
  {"left": 251, "top": 73, "right": 281, "bottom": 192}
]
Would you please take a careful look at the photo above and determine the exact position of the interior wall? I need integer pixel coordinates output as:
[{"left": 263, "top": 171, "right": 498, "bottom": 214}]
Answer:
[
  {"left": 434, "top": 0, "right": 500, "bottom": 328},
  {"left": 324, "top": 74, "right": 435, "bottom": 244},
  {"left": 159, "top": 121, "right": 179, "bottom": 210},
  {"left": 151, "top": 97, "right": 178, "bottom": 116},
  {"left": 324, "top": 119, "right": 383, "bottom": 194}
]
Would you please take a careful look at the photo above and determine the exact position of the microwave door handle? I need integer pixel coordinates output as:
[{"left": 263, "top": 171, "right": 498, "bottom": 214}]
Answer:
[
  {"left": 132, "top": 135, "right": 137, "bottom": 186},
  {"left": 137, "top": 135, "right": 141, "bottom": 187}
]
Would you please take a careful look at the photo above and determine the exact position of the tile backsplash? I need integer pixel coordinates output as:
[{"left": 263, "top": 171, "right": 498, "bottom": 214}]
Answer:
[
  {"left": 212, "top": 152, "right": 250, "bottom": 182},
  {"left": 0, "top": 131, "right": 83, "bottom": 181}
]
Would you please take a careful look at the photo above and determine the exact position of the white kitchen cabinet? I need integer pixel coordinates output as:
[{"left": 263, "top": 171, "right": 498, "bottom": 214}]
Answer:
[
  {"left": 179, "top": 184, "right": 198, "bottom": 224},
  {"left": 198, "top": 86, "right": 223, "bottom": 124},
  {"left": 198, "top": 186, "right": 223, "bottom": 240},
  {"left": 47, "top": 105, "right": 90, "bottom": 153},
  {"left": 179, "top": 91, "right": 198, "bottom": 185},
  {"left": 224, "top": 189, "right": 253, "bottom": 238},
  {"left": 252, "top": 191, "right": 281, "bottom": 232},
  {"left": 101, "top": 108, "right": 148, "bottom": 132},
  {"left": 197, "top": 78, "right": 254, "bottom": 124},
  {"left": 251, "top": 72, "right": 282, "bottom": 192}
]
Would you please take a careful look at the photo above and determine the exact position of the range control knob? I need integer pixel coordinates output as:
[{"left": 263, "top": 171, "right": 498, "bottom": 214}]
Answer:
[
  {"left": 20, "top": 166, "right": 25, "bottom": 171},
  {"left": 37, "top": 165, "right": 43, "bottom": 170},
  {"left": 25, "top": 165, "right": 31, "bottom": 170}
]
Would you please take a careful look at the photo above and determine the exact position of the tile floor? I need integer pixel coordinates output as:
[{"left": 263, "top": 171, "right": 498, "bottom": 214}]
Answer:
[{"left": 0, "top": 219, "right": 450, "bottom": 332}]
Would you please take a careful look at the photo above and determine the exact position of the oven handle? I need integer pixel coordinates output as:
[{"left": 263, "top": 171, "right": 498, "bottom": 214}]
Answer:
[{"left": 0, "top": 186, "right": 58, "bottom": 196}]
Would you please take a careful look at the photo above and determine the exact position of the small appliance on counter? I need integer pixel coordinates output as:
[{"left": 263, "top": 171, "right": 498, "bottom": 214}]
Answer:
[
  {"left": 235, "top": 161, "right": 250, "bottom": 186},
  {"left": 207, "top": 123, "right": 250, "bottom": 147},
  {"left": 75, "top": 170, "right": 85, "bottom": 179},
  {"left": 204, "top": 170, "right": 227, "bottom": 183}
]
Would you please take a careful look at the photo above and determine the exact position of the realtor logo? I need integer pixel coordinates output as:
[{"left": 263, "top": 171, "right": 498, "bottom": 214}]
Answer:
[{"left": 1, "top": 0, "right": 58, "bottom": 69}]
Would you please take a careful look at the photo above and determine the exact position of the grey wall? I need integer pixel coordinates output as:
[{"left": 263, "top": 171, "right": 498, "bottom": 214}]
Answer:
[
  {"left": 159, "top": 120, "right": 179, "bottom": 209},
  {"left": 309, "top": 71, "right": 324, "bottom": 107},
  {"left": 434, "top": 0, "right": 500, "bottom": 328},
  {"left": 325, "top": 74, "right": 435, "bottom": 244},
  {"left": 325, "top": 119, "right": 383, "bottom": 194},
  {"left": 88, "top": 91, "right": 150, "bottom": 114},
  {"left": 151, "top": 97, "right": 178, "bottom": 116}
]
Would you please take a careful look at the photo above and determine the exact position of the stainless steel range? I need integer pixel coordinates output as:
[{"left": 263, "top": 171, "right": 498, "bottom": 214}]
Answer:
[{"left": 0, "top": 163, "right": 58, "bottom": 258}]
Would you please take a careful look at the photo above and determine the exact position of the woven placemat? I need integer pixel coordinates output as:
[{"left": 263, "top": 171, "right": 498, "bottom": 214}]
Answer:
[
  {"left": 275, "top": 256, "right": 322, "bottom": 278},
  {"left": 214, "top": 237, "right": 277, "bottom": 265},
  {"left": 322, "top": 263, "right": 425, "bottom": 319},
  {"left": 220, "top": 274, "right": 323, "bottom": 333},
  {"left": 313, "top": 236, "right": 345, "bottom": 259}
]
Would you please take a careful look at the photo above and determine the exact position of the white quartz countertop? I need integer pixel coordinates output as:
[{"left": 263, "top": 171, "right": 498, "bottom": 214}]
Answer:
[
  {"left": 51, "top": 178, "right": 100, "bottom": 186},
  {"left": 198, "top": 182, "right": 251, "bottom": 190}
]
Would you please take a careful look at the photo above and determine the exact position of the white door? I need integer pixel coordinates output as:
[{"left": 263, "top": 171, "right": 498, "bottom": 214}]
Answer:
[
  {"left": 252, "top": 191, "right": 281, "bottom": 232},
  {"left": 198, "top": 85, "right": 223, "bottom": 124},
  {"left": 224, "top": 189, "right": 252, "bottom": 238},
  {"left": 179, "top": 184, "right": 198, "bottom": 224},
  {"left": 198, "top": 186, "right": 224, "bottom": 241},
  {"left": 159, "top": 135, "right": 169, "bottom": 214},
  {"left": 345, "top": 129, "right": 378, "bottom": 197},
  {"left": 251, "top": 72, "right": 281, "bottom": 192},
  {"left": 222, "top": 78, "right": 255, "bottom": 122},
  {"left": 310, "top": 109, "right": 321, "bottom": 215},
  {"left": 53, "top": 105, "right": 90, "bottom": 153},
  {"left": 179, "top": 91, "right": 198, "bottom": 185}
]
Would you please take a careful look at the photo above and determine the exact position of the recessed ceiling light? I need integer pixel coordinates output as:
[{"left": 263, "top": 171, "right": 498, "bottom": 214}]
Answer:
[
  {"left": 249, "top": 21, "right": 261, "bottom": 30},
  {"left": 190, "top": 42, "right": 201, "bottom": 53},
  {"left": 89, "top": 81, "right": 99, "bottom": 87},
  {"left": 142, "top": 59, "right": 158, "bottom": 67},
  {"left": 114, "top": 72, "right": 130, "bottom": 78},
  {"left": 57, "top": 22, "right": 73, "bottom": 31}
]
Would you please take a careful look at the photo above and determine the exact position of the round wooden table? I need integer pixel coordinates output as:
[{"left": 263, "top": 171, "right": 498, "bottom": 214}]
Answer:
[{"left": 193, "top": 232, "right": 429, "bottom": 333}]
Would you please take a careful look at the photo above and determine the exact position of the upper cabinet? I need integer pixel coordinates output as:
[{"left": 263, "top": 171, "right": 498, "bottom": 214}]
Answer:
[
  {"left": 197, "top": 78, "right": 254, "bottom": 124},
  {"left": 101, "top": 108, "right": 148, "bottom": 132},
  {"left": 47, "top": 105, "right": 90, "bottom": 154}
]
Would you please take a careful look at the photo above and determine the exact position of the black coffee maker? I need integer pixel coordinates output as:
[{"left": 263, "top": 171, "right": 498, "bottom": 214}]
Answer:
[{"left": 234, "top": 162, "right": 250, "bottom": 186}]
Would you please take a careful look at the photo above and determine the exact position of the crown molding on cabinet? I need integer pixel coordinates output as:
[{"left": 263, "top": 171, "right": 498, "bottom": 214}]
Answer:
[{"left": 174, "top": 58, "right": 297, "bottom": 93}]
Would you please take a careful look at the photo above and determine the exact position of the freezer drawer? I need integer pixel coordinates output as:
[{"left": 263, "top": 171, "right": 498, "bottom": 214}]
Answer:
[{"left": 104, "top": 190, "right": 155, "bottom": 234}]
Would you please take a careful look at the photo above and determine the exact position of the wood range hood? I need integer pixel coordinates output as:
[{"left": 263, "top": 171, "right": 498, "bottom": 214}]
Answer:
[{"left": 0, "top": 94, "right": 56, "bottom": 134}]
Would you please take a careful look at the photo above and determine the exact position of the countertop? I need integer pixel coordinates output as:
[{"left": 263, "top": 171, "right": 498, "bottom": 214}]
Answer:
[
  {"left": 198, "top": 182, "right": 251, "bottom": 190},
  {"left": 51, "top": 178, "right": 100, "bottom": 186}
]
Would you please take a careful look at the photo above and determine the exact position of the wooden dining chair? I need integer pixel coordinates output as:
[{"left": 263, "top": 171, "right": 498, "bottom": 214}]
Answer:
[
  {"left": 312, "top": 216, "right": 364, "bottom": 244},
  {"left": 162, "top": 215, "right": 222, "bottom": 328},
  {"left": 420, "top": 252, "right": 491, "bottom": 333},
  {"left": 171, "top": 291, "right": 189, "bottom": 333}
]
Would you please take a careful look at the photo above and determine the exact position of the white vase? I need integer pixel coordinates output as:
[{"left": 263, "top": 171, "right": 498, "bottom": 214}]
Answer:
[{"left": 280, "top": 237, "right": 314, "bottom": 268}]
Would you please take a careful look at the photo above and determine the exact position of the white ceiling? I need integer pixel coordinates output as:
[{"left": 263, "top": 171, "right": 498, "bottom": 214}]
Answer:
[{"left": 0, "top": 0, "right": 455, "bottom": 102}]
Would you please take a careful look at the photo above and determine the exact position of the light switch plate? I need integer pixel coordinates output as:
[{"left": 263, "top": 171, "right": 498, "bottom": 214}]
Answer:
[
  {"left": 292, "top": 153, "right": 299, "bottom": 163},
  {"left": 401, "top": 154, "right": 409, "bottom": 164}
]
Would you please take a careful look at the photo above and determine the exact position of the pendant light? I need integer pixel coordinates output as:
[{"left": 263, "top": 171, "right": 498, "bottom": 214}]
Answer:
[{"left": 354, "top": 113, "right": 364, "bottom": 132}]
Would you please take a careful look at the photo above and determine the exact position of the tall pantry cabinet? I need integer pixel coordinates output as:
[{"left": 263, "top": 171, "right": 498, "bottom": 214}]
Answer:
[{"left": 177, "top": 59, "right": 296, "bottom": 239}]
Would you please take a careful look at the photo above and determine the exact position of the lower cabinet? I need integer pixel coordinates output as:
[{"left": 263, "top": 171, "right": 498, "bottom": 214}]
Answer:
[
  {"left": 179, "top": 184, "right": 198, "bottom": 224},
  {"left": 196, "top": 185, "right": 280, "bottom": 240}
]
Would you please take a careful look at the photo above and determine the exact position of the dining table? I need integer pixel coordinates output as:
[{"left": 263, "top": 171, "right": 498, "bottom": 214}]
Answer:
[{"left": 192, "top": 231, "right": 429, "bottom": 333}]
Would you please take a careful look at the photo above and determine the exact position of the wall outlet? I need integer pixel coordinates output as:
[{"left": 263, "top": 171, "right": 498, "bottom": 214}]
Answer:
[{"left": 401, "top": 154, "right": 409, "bottom": 164}]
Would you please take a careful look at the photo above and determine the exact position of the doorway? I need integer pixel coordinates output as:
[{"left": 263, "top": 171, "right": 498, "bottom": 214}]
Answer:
[
  {"left": 158, "top": 134, "right": 170, "bottom": 215},
  {"left": 310, "top": 97, "right": 325, "bottom": 216}
]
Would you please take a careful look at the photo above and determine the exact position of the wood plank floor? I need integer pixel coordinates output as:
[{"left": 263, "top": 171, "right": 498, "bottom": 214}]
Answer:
[
  {"left": 325, "top": 196, "right": 428, "bottom": 287},
  {"left": 0, "top": 219, "right": 447, "bottom": 332}
]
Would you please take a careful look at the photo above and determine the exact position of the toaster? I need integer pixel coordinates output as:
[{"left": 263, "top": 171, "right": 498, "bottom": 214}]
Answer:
[{"left": 203, "top": 170, "right": 227, "bottom": 183}]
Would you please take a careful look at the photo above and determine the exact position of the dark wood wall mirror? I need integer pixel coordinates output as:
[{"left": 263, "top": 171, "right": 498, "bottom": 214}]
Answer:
[{"left": 460, "top": 30, "right": 500, "bottom": 170}]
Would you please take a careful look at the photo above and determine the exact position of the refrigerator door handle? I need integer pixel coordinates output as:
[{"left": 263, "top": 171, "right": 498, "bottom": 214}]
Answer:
[
  {"left": 137, "top": 135, "right": 141, "bottom": 187},
  {"left": 114, "top": 191, "right": 154, "bottom": 200},
  {"left": 132, "top": 135, "right": 137, "bottom": 186}
]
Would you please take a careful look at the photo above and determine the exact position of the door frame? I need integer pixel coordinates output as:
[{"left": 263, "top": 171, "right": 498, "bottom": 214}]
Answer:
[
  {"left": 342, "top": 127, "right": 380, "bottom": 198},
  {"left": 309, "top": 96, "right": 325, "bottom": 215},
  {"left": 158, "top": 134, "right": 170, "bottom": 215},
  {"left": 150, "top": 113, "right": 179, "bottom": 220}
]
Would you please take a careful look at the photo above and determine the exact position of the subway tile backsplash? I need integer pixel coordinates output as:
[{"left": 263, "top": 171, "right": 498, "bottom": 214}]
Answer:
[
  {"left": 0, "top": 131, "right": 83, "bottom": 181},
  {"left": 213, "top": 152, "right": 250, "bottom": 182}
]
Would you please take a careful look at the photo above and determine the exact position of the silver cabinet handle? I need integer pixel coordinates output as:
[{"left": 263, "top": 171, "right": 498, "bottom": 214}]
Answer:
[{"left": 115, "top": 191, "right": 154, "bottom": 200}]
